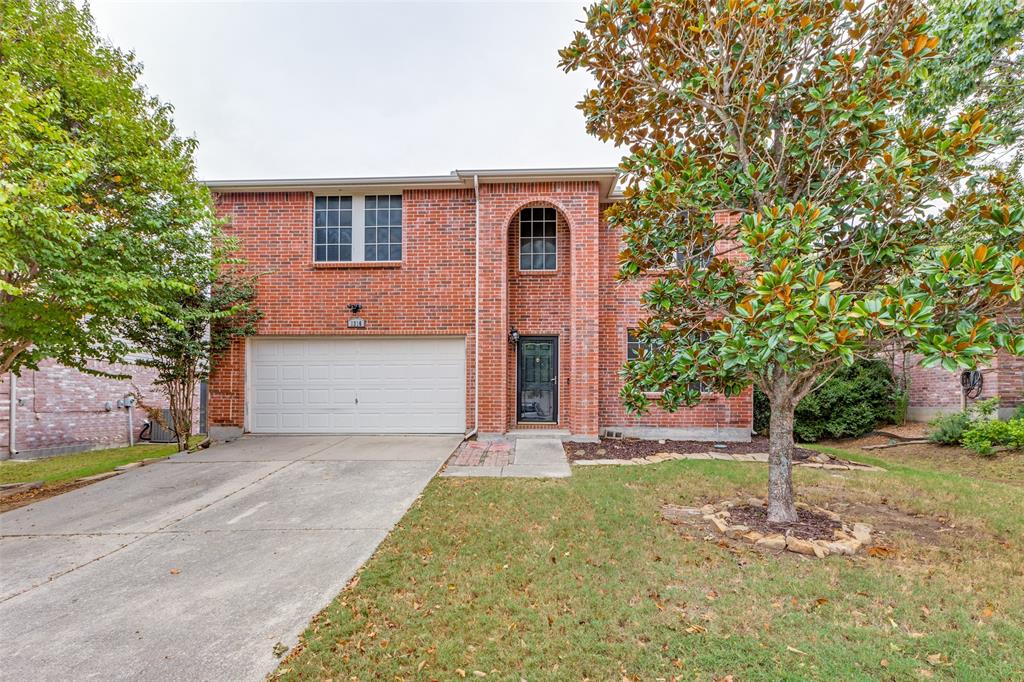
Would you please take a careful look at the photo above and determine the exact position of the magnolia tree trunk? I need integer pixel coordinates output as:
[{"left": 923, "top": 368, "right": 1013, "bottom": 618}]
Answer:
[{"left": 766, "top": 385, "right": 799, "bottom": 524}]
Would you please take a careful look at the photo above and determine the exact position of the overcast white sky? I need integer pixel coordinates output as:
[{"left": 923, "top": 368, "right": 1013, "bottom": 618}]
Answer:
[{"left": 87, "top": 1, "right": 621, "bottom": 181}]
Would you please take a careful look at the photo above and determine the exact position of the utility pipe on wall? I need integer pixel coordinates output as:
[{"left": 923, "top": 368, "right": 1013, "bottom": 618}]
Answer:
[{"left": 6, "top": 372, "right": 16, "bottom": 459}]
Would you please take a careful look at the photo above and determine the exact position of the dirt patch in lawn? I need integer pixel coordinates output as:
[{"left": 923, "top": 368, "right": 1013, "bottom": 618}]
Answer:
[
  {"left": 567, "top": 436, "right": 817, "bottom": 461},
  {"left": 797, "top": 484, "right": 966, "bottom": 546},
  {"left": 0, "top": 479, "right": 93, "bottom": 513}
]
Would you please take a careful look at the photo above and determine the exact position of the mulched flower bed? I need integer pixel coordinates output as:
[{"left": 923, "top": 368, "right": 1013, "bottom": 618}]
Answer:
[
  {"left": 566, "top": 436, "right": 817, "bottom": 462},
  {"left": 726, "top": 504, "right": 842, "bottom": 541}
]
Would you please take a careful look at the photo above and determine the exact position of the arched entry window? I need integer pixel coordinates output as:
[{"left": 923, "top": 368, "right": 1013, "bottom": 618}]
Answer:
[{"left": 519, "top": 207, "right": 557, "bottom": 271}]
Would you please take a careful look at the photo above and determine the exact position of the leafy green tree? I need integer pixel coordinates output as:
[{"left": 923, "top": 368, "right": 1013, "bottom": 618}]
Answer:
[
  {"left": 912, "top": 0, "right": 1024, "bottom": 150},
  {"left": 561, "top": 0, "right": 1024, "bottom": 522},
  {"left": 1, "top": 0, "right": 212, "bottom": 375},
  {"left": 126, "top": 258, "right": 261, "bottom": 452}
]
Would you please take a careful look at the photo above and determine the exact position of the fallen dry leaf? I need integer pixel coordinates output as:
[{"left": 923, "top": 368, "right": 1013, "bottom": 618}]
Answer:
[
  {"left": 787, "top": 646, "right": 809, "bottom": 656},
  {"left": 813, "top": 597, "right": 830, "bottom": 607},
  {"left": 169, "top": 568, "right": 181, "bottom": 575},
  {"left": 867, "top": 545, "right": 896, "bottom": 558}
]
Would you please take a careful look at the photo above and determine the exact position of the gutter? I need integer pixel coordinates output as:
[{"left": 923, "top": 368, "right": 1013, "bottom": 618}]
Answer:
[{"left": 466, "top": 174, "right": 481, "bottom": 441}]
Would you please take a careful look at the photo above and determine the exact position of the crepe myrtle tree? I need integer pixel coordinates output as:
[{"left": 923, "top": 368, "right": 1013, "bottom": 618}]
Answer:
[
  {"left": 561, "top": 0, "right": 1024, "bottom": 522},
  {"left": 125, "top": 256, "right": 261, "bottom": 452}
]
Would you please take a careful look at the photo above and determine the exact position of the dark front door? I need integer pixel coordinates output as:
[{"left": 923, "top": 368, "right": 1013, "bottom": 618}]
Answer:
[{"left": 517, "top": 336, "right": 558, "bottom": 423}]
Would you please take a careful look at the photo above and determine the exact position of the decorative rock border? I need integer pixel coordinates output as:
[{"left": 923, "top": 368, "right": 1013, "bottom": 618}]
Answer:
[
  {"left": 575, "top": 450, "right": 883, "bottom": 471},
  {"left": 663, "top": 498, "right": 875, "bottom": 558}
]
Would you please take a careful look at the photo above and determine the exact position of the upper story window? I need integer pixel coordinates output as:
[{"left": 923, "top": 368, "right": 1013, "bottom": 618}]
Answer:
[
  {"left": 519, "top": 207, "right": 557, "bottom": 271},
  {"left": 314, "top": 196, "right": 353, "bottom": 263},
  {"left": 313, "top": 194, "right": 402, "bottom": 263},
  {"left": 365, "top": 195, "right": 402, "bottom": 262}
]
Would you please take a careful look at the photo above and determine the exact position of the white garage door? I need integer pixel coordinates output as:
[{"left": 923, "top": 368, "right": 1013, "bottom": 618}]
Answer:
[{"left": 249, "top": 337, "right": 466, "bottom": 434}]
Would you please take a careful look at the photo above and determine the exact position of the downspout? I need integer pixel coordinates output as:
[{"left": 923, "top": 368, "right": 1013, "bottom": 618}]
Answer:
[
  {"left": 465, "top": 174, "right": 481, "bottom": 440},
  {"left": 6, "top": 372, "right": 16, "bottom": 459}
]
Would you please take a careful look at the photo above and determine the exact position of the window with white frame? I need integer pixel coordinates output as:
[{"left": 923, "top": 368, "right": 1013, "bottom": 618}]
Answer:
[
  {"left": 313, "top": 194, "right": 402, "bottom": 263},
  {"left": 314, "top": 196, "right": 353, "bottom": 263},
  {"left": 364, "top": 195, "right": 402, "bottom": 262},
  {"left": 519, "top": 207, "right": 557, "bottom": 271}
]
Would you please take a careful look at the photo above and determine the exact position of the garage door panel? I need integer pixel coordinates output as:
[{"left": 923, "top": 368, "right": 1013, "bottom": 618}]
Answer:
[{"left": 250, "top": 337, "right": 465, "bottom": 434}]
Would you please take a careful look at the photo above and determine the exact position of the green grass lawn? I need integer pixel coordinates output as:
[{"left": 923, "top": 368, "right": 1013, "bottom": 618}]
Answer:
[
  {"left": 275, "top": 445, "right": 1023, "bottom": 681},
  {"left": 0, "top": 437, "right": 201, "bottom": 486}
]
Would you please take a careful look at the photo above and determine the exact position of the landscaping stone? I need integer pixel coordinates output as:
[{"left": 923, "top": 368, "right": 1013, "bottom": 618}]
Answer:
[
  {"left": 852, "top": 523, "right": 873, "bottom": 544},
  {"left": 725, "top": 524, "right": 750, "bottom": 538},
  {"left": 786, "top": 536, "right": 825, "bottom": 557},
  {"left": 825, "top": 537, "right": 862, "bottom": 555},
  {"left": 709, "top": 516, "right": 731, "bottom": 534},
  {"left": 755, "top": 534, "right": 787, "bottom": 550},
  {"left": 672, "top": 497, "right": 873, "bottom": 559}
]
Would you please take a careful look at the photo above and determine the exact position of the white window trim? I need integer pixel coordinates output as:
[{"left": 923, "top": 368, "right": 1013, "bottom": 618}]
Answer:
[
  {"left": 313, "top": 194, "right": 403, "bottom": 264},
  {"left": 518, "top": 208, "right": 558, "bottom": 272}
]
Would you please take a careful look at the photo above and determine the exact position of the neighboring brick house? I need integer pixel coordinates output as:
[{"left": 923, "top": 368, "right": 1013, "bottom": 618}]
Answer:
[
  {"left": 206, "top": 168, "right": 753, "bottom": 442},
  {"left": 897, "top": 350, "right": 1024, "bottom": 421},
  {"left": 1, "top": 360, "right": 175, "bottom": 459}
]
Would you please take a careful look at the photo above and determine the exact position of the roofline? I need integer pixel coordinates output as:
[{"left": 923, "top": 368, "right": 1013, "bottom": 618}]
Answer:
[{"left": 203, "top": 167, "right": 622, "bottom": 200}]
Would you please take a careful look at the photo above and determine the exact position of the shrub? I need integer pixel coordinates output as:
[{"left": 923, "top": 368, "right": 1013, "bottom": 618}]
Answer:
[
  {"left": 753, "top": 387, "right": 771, "bottom": 434},
  {"left": 928, "top": 412, "right": 973, "bottom": 445},
  {"left": 1014, "top": 404, "right": 1024, "bottom": 420},
  {"left": 754, "top": 359, "right": 899, "bottom": 442},
  {"left": 961, "top": 418, "right": 1024, "bottom": 455}
]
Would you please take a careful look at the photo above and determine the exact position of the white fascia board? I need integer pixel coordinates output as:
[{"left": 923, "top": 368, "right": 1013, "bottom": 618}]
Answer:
[{"left": 204, "top": 167, "right": 622, "bottom": 199}]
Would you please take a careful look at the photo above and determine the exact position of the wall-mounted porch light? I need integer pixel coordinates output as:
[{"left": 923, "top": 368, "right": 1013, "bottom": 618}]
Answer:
[{"left": 508, "top": 326, "right": 520, "bottom": 345}]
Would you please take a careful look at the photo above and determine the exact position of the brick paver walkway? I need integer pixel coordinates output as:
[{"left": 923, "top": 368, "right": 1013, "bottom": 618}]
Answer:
[{"left": 448, "top": 439, "right": 514, "bottom": 467}]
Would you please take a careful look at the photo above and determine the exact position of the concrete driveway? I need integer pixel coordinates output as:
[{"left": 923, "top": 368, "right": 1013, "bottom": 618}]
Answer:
[{"left": 0, "top": 434, "right": 460, "bottom": 681}]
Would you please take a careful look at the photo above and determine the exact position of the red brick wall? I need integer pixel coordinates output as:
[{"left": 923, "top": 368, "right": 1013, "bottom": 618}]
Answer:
[
  {"left": 209, "top": 184, "right": 752, "bottom": 438},
  {"left": 475, "top": 182, "right": 601, "bottom": 435},
  {"left": 0, "top": 360, "right": 169, "bottom": 457},
  {"left": 900, "top": 350, "right": 1024, "bottom": 417},
  {"left": 596, "top": 209, "right": 753, "bottom": 433},
  {"left": 507, "top": 206, "right": 573, "bottom": 427},
  {"left": 208, "top": 189, "right": 478, "bottom": 431}
]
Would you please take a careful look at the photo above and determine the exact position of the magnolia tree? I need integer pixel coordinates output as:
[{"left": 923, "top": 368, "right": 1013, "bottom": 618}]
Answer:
[{"left": 561, "top": 0, "right": 1024, "bottom": 522}]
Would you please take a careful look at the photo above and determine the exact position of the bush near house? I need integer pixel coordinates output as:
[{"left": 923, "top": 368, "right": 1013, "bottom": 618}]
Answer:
[
  {"left": 754, "top": 360, "right": 899, "bottom": 442},
  {"left": 928, "top": 397, "right": 1024, "bottom": 455}
]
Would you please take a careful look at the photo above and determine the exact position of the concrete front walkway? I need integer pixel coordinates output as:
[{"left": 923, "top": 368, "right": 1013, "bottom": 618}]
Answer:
[
  {"left": 442, "top": 437, "right": 570, "bottom": 478},
  {"left": 0, "top": 434, "right": 461, "bottom": 681}
]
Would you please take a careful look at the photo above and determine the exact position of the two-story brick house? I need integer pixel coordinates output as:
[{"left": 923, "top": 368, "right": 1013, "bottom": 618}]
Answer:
[{"left": 206, "top": 168, "right": 753, "bottom": 442}]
